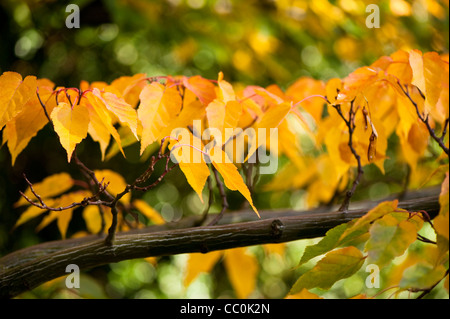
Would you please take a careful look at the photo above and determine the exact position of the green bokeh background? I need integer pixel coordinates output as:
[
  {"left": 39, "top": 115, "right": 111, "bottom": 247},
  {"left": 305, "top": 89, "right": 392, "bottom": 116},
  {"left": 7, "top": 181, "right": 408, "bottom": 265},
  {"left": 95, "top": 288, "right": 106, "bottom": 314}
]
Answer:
[{"left": 0, "top": 0, "right": 448, "bottom": 299}]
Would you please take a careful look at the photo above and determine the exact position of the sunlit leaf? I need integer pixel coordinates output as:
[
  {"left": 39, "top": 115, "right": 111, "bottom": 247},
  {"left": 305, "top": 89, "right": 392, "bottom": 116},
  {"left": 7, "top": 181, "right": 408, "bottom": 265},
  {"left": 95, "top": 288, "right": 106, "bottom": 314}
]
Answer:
[
  {"left": 3, "top": 79, "right": 55, "bottom": 165},
  {"left": 211, "top": 148, "right": 259, "bottom": 217},
  {"left": 0, "top": 72, "right": 37, "bottom": 130},
  {"left": 138, "top": 82, "right": 182, "bottom": 154},
  {"left": 51, "top": 102, "right": 90, "bottom": 162}
]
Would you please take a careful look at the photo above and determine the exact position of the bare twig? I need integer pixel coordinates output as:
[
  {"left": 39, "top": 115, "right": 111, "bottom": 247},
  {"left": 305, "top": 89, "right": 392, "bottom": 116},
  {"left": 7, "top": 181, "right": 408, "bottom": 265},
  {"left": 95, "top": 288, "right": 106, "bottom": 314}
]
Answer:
[
  {"left": 36, "top": 89, "right": 52, "bottom": 124},
  {"left": 19, "top": 174, "right": 110, "bottom": 211}
]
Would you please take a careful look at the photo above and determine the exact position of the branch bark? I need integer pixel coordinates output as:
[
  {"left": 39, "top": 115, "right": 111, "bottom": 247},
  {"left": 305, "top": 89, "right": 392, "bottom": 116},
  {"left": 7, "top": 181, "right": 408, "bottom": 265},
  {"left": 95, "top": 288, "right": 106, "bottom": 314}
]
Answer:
[{"left": 0, "top": 187, "right": 441, "bottom": 299}]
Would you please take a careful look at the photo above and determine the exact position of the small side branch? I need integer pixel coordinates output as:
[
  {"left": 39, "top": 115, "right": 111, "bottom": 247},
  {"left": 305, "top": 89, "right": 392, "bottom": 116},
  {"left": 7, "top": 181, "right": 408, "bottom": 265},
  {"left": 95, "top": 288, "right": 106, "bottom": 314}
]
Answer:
[
  {"left": 19, "top": 174, "right": 110, "bottom": 211},
  {"left": 331, "top": 100, "right": 364, "bottom": 213},
  {"left": 398, "top": 82, "right": 449, "bottom": 156}
]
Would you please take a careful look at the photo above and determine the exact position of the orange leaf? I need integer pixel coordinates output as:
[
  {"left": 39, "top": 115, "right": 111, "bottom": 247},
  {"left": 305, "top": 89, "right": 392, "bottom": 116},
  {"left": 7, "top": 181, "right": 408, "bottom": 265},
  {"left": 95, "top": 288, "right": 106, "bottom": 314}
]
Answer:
[{"left": 183, "top": 75, "right": 216, "bottom": 106}]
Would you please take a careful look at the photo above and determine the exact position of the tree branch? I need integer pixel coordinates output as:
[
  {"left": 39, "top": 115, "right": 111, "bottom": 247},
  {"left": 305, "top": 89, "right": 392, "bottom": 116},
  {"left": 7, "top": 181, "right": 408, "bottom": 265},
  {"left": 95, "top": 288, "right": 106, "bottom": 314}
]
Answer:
[{"left": 0, "top": 187, "right": 441, "bottom": 299}]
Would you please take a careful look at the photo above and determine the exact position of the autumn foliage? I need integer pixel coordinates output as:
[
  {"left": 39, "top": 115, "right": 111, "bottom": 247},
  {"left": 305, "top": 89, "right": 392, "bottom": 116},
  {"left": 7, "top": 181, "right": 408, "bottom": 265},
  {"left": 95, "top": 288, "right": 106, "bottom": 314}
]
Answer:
[{"left": 0, "top": 48, "right": 448, "bottom": 299}]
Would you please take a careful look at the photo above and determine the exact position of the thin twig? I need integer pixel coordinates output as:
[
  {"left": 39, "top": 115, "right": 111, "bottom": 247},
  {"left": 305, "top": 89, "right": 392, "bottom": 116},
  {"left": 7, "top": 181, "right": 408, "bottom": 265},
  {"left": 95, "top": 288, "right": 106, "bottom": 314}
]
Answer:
[
  {"left": 36, "top": 89, "right": 52, "bottom": 124},
  {"left": 331, "top": 99, "right": 364, "bottom": 213},
  {"left": 20, "top": 174, "right": 110, "bottom": 211},
  {"left": 398, "top": 82, "right": 449, "bottom": 156}
]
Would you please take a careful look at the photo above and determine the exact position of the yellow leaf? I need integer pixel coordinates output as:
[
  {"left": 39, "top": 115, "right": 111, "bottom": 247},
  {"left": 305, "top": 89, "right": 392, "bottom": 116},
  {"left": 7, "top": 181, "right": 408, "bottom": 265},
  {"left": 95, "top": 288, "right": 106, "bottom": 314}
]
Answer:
[
  {"left": 246, "top": 102, "right": 291, "bottom": 162},
  {"left": 94, "top": 90, "right": 139, "bottom": 139},
  {"left": 286, "top": 77, "right": 326, "bottom": 124},
  {"left": 85, "top": 91, "right": 124, "bottom": 157},
  {"left": 263, "top": 243, "right": 286, "bottom": 257},
  {"left": 169, "top": 131, "right": 210, "bottom": 202},
  {"left": 0, "top": 72, "right": 37, "bottom": 130},
  {"left": 4, "top": 80, "right": 56, "bottom": 165},
  {"left": 206, "top": 100, "right": 243, "bottom": 146},
  {"left": 35, "top": 191, "right": 90, "bottom": 239},
  {"left": 83, "top": 98, "right": 112, "bottom": 161},
  {"left": 15, "top": 172, "right": 74, "bottom": 207},
  {"left": 133, "top": 199, "right": 165, "bottom": 225},
  {"left": 138, "top": 82, "right": 182, "bottom": 154},
  {"left": 223, "top": 248, "right": 258, "bottom": 299},
  {"left": 409, "top": 50, "right": 444, "bottom": 111},
  {"left": 51, "top": 102, "right": 90, "bottom": 162},
  {"left": 82, "top": 205, "right": 104, "bottom": 234},
  {"left": 211, "top": 148, "right": 259, "bottom": 217},
  {"left": 206, "top": 99, "right": 226, "bottom": 139},
  {"left": 159, "top": 100, "right": 205, "bottom": 140},
  {"left": 325, "top": 78, "right": 343, "bottom": 104},
  {"left": 387, "top": 50, "right": 412, "bottom": 84},
  {"left": 184, "top": 251, "right": 222, "bottom": 287},
  {"left": 110, "top": 73, "right": 147, "bottom": 107},
  {"left": 14, "top": 199, "right": 56, "bottom": 229},
  {"left": 180, "top": 162, "right": 210, "bottom": 203},
  {"left": 217, "top": 71, "right": 235, "bottom": 103}
]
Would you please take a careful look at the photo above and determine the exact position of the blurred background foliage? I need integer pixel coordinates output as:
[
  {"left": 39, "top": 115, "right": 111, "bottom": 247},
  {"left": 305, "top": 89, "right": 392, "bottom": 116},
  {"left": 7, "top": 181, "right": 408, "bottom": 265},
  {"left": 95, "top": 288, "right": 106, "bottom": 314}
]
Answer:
[
  {"left": 0, "top": 0, "right": 448, "bottom": 299},
  {"left": 0, "top": 0, "right": 448, "bottom": 87}
]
